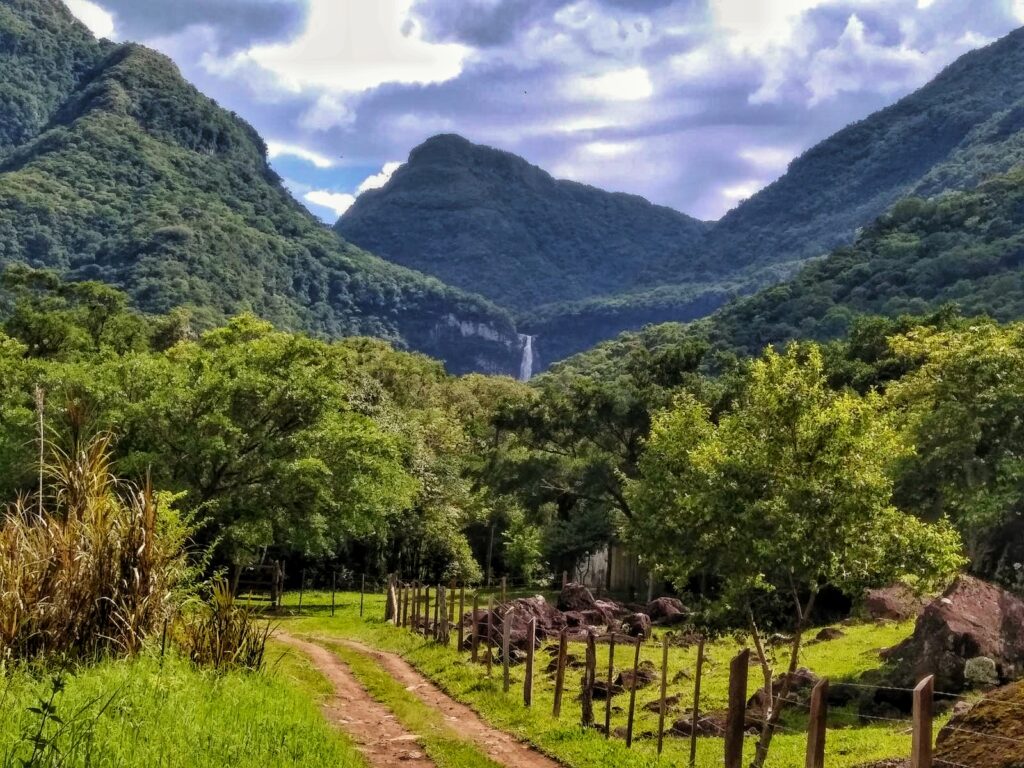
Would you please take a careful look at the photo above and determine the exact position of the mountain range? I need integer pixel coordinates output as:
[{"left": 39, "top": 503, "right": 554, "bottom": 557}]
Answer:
[
  {"left": 0, "top": 0, "right": 523, "bottom": 375},
  {"left": 339, "top": 26, "right": 1024, "bottom": 369},
  {"left": 4, "top": 1, "right": 1024, "bottom": 379}
]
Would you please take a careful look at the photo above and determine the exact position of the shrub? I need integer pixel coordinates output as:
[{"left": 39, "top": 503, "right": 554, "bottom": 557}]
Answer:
[
  {"left": 176, "top": 578, "right": 270, "bottom": 671},
  {"left": 0, "top": 432, "right": 193, "bottom": 661}
]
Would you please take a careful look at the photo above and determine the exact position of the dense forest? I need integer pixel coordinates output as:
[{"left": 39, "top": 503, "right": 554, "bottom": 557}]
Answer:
[
  {"left": 337, "top": 134, "right": 711, "bottom": 312},
  {"left": 339, "top": 28, "right": 1024, "bottom": 369},
  {"left": 0, "top": 0, "right": 521, "bottom": 375}
]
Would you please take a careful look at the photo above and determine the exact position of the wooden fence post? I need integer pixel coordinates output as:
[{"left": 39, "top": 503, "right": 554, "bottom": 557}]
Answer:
[
  {"left": 657, "top": 634, "right": 669, "bottom": 754},
  {"left": 524, "top": 617, "right": 536, "bottom": 707},
  {"left": 486, "top": 596, "right": 494, "bottom": 676},
  {"left": 805, "top": 678, "right": 829, "bottom": 768},
  {"left": 447, "top": 580, "right": 456, "bottom": 646},
  {"left": 298, "top": 568, "right": 305, "bottom": 611},
  {"left": 359, "top": 573, "right": 365, "bottom": 618},
  {"left": 435, "top": 586, "right": 444, "bottom": 642},
  {"left": 582, "top": 630, "right": 596, "bottom": 727},
  {"left": 689, "top": 635, "right": 705, "bottom": 768},
  {"left": 433, "top": 585, "right": 441, "bottom": 641},
  {"left": 626, "top": 636, "right": 642, "bottom": 748},
  {"left": 424, "top": 585, "right": 431, "bottom": 638},
  {"left": 605, "top": 634, "right": 616, "bottom": 739},
  {"left": 403, "top": 582, "right": 410, "bottom": 628},
  {"left": 331, "top": 572, "right": 336, "bottom": 617},
  {"left": 502, "top": 607, "right": 513, "bottom": 692},
  {"left": 501, "top": 576, "right": 507, "bottom": 604},
  {"left": 911, "top": 675, "right": 934, "bottom": 768},
  {"left": 724, "top": 649, "right": 750, "bottom": 768},
  {"left": 471, "top": 592, "right": 480, "bottom": 662},
  {"left": 562, "top": 570, "right": 568, "bottom": 588},
  {"left": 458, "top": 584, "right": 466, "bottom": 650},
  {"left": 413, "top": 582, "right": 420, "bottom": 631},
  {"left": 552, "top": 628, "right": 568, "bottom": 717}
]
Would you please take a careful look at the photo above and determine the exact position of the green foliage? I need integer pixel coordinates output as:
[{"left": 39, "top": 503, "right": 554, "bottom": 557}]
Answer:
[
  {"left": 0, "top": 5, "right": 518, "bottom": 375},
  {"left": 337, "top": 134, "right": 710, "bottom": 314},
  {"left": 177, "top": 579, "right": 271, "bottom": 671},
  {"left": 886, "top": 320, "right": 1024, "bottom": 589},
  {"left": 627, "top": 344, "right": 964, "bottom": 621}
]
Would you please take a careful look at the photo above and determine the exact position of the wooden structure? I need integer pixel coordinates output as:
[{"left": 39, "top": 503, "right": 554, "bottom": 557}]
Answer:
[{"left": 232, "top": 560, "right": 285, "bottom": 607}]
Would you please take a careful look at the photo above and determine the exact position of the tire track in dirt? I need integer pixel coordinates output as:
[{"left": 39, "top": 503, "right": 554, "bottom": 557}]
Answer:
[
  {"left": 331, "top": 637, "right": 564, "bottom": 768},
  {"left": 276, "top": 632, "right": 436, "bottom": 768}
]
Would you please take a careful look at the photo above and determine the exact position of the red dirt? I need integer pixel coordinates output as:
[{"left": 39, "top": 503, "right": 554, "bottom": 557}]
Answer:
[
  {"left": 333, "top": 637, "right": 564, "bottom": 768},
  {"left": 276, "top": 633, "right": 436, "bottom": 768}
]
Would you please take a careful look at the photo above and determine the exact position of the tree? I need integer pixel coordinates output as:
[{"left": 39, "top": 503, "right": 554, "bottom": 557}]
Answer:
[
  {"left": 626, "top": 343, "right": 963, "bottom": 767},
  {"left": 887, "top": 320, "right": 1024, "bottom": 588}
]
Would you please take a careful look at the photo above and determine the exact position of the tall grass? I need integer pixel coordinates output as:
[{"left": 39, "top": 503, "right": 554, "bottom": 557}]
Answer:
[
  {"left": 0, "top": 432, "right": 193, "bottom": 661},
  {"left": 178, "top": 579, "right": 271, "bottom": 671}
]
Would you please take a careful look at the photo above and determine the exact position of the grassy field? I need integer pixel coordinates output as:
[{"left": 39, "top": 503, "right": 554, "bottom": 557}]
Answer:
[
  {"left": 0, "top": 644, "right": 366, "bottom": 768},
  {"left": 282, "top": 589, "right": 928, "bottom": 768}
]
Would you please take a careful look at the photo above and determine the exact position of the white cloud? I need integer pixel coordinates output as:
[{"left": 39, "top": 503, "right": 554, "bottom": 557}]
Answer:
[
  {"left": 583, "top": 140, "right": 639, "bottom": 159},
  {"left": 357, "top": 161, "right": 403, "bottom": 194},
  {"left": 301, "top": 94, "right": 356, "bottom": 132},
  {"left": 739, "top": 146, "right": 796, "bottom": 172},
  {"left": 711, "top": 0, "right": 824, "bottom": 55},
  {"left": 63, "top": 0, "right": 115, "bottom": 39},
  {"left": 1015, "top": 0, "right": 1024, "bottom": 22},
  {"left": 304, "top": 190, "right": 356, "bottom": 216},
  {"left": 224, "top": 0, "right": 470, "bottom": 94},
  {"left": 266, "top": 141, "right": 336, "bottom": 168},
  {"left": 720, "top": 180, "right": 762, "bottom": 204},
  {"left": 571, "top": 67, "right": 653, "bottom": 102}
]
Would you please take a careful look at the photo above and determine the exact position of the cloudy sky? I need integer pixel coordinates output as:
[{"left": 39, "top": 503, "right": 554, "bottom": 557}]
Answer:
[{"left": 65, "top": 0, "right": 1024, "bottom": 222}]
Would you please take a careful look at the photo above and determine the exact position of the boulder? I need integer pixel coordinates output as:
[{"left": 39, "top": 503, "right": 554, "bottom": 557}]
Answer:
[
  {"left": 558, "top": 582, "right": 596, "bottom": 612},
  {"left": 591, "top": 678, "right": 625, "bottom": 699},
  {"left": 863, "top": 584, "right": 927, "bottom": 622},
  {"left": 643, "top": 694, "right": 681, "bottom": 713},
  {"left": 616, "top": 660, "right": 658, "bottom": 690},
  {"left": 815, "top": 627, "right": 846, "bottom": 642},
  {"left": 467, "top": 595, "right": 568, "bottom": 655},
  {"left": 670, "top": 713, "right": 727, "bottom": 736},
  {"left": 747, "top": 668, "right": 820, "bottom": 718},
  {"left": 622, "top": 612, "right": 652, "bottom": 639},
  {"left": 883, "top": 576, "right": 1024, "bottom": 693},
  {"left": 935, "top": 679, "right": 1024, "bottom": 766},
  {"left": 645, "top": 597, "right": 687, "bottom": 626}
]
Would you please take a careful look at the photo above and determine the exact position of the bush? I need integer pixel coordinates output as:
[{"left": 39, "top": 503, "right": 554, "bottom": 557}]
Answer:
[
  {"left": 176, "top": 578, "right": 270, "bottom": 671},
  {"left": 0, "top": 432, "right": 193, "bottom": 661}
]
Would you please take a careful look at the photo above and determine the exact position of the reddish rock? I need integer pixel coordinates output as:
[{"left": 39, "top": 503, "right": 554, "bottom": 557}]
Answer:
[
  {"left": 747, "top": 668, "right": 820, "bottom": 718},
  {"left": 815, "top": 627, "right": 846, "bottom": 642},
  {"left": 466, "top": 595, "right": 568, "bottom": 656},
  {"left": 935, "top": 679, "right": 1024, "bottom": 766},
  {"left": 616, "top": 660, "right": 658, "bottom": 690},
  {"left": 883, "top": 576, "right": 1024, "bottom": 693},
  {"left": 622, "top": 612, "right": 652, "bottom": 639},
  {"left": 558, "top": 582, "right": 597, "bottom": 612},
  {"left": 645, "top": 596, "right": 687, "bottom": 626},
  {"left": 863, "top": 584, "right": 927, "bottom": 622}
]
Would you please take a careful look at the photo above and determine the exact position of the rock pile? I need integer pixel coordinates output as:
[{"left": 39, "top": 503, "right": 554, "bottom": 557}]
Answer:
[{"left": 882, "top": 576, "right": 1024, "bottom": 693}]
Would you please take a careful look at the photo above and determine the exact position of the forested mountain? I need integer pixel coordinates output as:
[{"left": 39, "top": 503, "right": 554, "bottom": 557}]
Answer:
[
  {"left": 0, "top": 0, "right": 522, "bottom": 375},
  {"left": 336, "top": 134, "right": 710, "bottom": 312},
  {"left": 337, "top": 28, "right": 1024, "bottom": 371}
]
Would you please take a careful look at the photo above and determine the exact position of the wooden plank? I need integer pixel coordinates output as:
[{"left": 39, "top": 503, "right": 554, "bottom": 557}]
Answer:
[
  {"left": 604, "top": 634, "right": 616, "bottom": 739},
  {"left": 911, "top": 675, "right": 934, "bottom": 768},
  {"left": 805, "top": 678, "right": 829, "bottom": 768},
  {"left": 552, "top": 628, "right": 568, "bottom": 717},
  {"left": 689, "top": 635, "right": 705, "bottom": 768},
  {"left": 458, "top": 584, "right": 465, "bottom": 649},
  {"left": 501, "top": 575, "right": 507, "bottom": 604},
  {"left": 582, "top": 630, "right": 596, "bottom": 727},
  {"left": 485, "top": 595, "right": 494, "bottom": 676},
  {"left": 625, "top": 636, "right": 642, "bottom": 747},
  {"left": 657, "top": 634, "right": 669, "bottom": 754},
  {"left": 471, "top": 591, "right": 480, "bottom": 662},
  {"left": 502, "top": 606, "right": 513, "bottom": 692},
  {"left": 524, "top": 617, "right": 536, "bottom": 707},
  {"left": 724, "top": 649, "right": 750, "bottom": 768}
]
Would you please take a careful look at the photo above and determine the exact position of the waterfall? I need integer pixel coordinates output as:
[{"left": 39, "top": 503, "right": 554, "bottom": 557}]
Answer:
[{"left": 518, "top": 334, "right": 535, "bottom": 381}]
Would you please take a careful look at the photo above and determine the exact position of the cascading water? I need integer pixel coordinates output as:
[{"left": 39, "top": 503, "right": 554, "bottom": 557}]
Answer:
[{"left": 518, "top": 334, "right": 535, "bottom": 381}]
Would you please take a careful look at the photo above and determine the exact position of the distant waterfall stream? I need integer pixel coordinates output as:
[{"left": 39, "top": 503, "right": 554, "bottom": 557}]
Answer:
[{"left": 518, "top": 334, "right": 535, "bottom": 381}]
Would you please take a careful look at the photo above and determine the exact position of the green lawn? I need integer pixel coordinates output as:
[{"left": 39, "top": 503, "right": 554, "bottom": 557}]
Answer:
[
  {"left": 281, "top": 590, "right": 924, "bottom": 768},
  {"left": 0, "top": 645, "right": 366, "bottom": 768}
]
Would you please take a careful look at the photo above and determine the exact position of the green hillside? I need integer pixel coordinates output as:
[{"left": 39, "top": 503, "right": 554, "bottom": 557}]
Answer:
[
  {"left": 0, "top": 0, "right": 521, "bottom": 375},
  {"left": 335, "top": 133, "right": 711, "bottom": 313}
]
